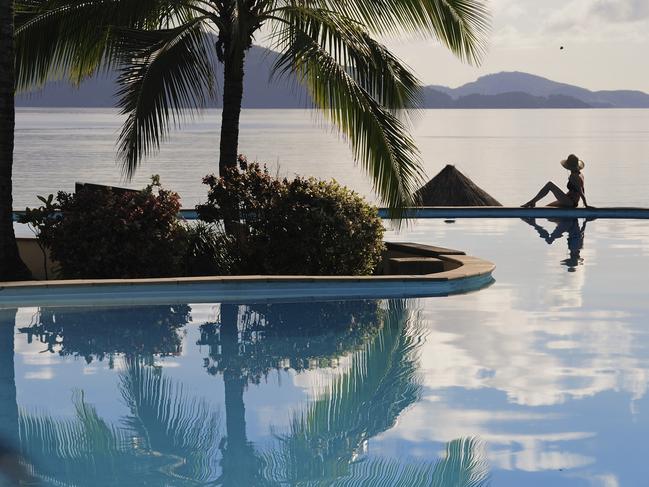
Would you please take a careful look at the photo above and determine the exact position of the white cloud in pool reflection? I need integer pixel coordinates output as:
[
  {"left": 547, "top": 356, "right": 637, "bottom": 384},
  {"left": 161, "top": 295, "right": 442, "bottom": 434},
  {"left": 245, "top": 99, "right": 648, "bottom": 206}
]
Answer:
[
  {"left": 588, "top": 474, "right": 620, "bottom": 487},
  {"left": 543, "top": 246, "right": 591, "bottom": 309},
  {"left": 493, "top": 443, "right": 594, "bottom": 472},
  {"left": 380, "top": 399, "right": 595, "bottom": 472},
  {"left": 383, "top": 398, "right": 594, "bottom": 472},
  {"left": 291, "top": 353, "right": 354, "bottom": 398},
  {"left": 24, "top": 368, "right": 54, "bottom": 380},
  {"left": 371, "top": 284, "right": 649, "bottom": 473},
  {"left": 417, "top": 285, "right": 649, "bottom": 407}
]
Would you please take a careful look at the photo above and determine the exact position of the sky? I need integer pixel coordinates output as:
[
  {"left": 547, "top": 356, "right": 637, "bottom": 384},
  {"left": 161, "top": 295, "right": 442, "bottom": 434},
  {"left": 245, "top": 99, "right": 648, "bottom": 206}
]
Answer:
[{"left": 383, "top": 0, "right": 649, "bottom": 92}]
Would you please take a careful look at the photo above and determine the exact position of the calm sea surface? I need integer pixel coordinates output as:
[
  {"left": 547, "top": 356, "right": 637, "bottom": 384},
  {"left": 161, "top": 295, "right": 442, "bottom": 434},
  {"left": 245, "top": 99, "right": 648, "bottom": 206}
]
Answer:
[{"left": 13, "top": 108, "right": 649, "bottom": 209}]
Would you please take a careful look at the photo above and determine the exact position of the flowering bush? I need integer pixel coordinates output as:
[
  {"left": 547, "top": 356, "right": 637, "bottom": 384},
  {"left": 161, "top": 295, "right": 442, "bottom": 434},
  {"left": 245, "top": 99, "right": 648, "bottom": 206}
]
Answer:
[
  {"left": 196, "top": 156, "right": 385, "bottom": 275},
  {"left": 20, "top": 177, "right": 186, "bottom": 279}
]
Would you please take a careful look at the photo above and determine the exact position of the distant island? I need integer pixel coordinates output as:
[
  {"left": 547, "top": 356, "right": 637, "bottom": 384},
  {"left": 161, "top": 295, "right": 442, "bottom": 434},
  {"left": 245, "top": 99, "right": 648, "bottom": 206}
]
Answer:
[{"left": 16, "top": 46, "right": 649, "bottom": 109}]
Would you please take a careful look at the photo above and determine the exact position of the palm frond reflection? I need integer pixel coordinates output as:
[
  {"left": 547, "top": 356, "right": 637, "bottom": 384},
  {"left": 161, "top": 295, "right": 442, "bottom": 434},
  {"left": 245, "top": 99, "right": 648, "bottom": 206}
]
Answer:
[{"left": 19, "top": 360, "right": 221, "bottom": 485}]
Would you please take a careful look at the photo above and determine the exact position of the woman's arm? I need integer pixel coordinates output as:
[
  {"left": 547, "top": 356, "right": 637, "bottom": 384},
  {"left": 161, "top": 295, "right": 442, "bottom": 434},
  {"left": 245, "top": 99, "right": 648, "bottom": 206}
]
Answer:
[{"left": 576, "top": 174, "right": 593, "bottom": 208}]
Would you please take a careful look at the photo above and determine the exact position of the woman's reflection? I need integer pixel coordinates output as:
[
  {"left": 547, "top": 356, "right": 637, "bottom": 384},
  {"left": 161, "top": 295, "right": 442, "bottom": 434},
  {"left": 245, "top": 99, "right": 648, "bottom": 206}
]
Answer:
[{"left": 522, "top": 217, "right": 592, "bottom": 272}]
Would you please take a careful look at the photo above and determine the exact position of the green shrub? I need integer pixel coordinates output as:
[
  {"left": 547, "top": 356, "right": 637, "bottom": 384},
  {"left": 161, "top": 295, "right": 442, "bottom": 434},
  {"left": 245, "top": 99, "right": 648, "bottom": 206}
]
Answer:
[
  {"left": 20, "top": 178, "right": 186, "bottom": 279},
  {"left": 19, "top": 304, "right": 191, "bottom": 363},
  {"left": 196, "top": 156, "right": 385, "bottom": 275},
  {"left": 180, "top": 222, "right": 240, "bottom": 276}
]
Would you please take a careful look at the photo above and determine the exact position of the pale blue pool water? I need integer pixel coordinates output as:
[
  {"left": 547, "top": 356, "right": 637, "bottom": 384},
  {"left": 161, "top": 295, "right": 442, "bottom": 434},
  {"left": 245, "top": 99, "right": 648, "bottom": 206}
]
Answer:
[{"left": 2, "top": 217, "right": 649, "bottom": 486}]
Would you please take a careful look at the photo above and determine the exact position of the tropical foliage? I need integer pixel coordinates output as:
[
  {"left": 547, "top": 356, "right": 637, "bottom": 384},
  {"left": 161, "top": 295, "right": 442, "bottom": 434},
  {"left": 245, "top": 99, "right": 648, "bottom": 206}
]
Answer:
[
  {"left": 181, "top": 220, "right": 241, "bottom": 276},
  {"left": 263, "top": 300, "right": 422, "bottom": 480},
  {"left": 18, "top": 304, "right": 191, "bottom": 364},
  {"left": 19, "top": 177, "right": 186, "bottom": 279},
  {"left": 322, "top": 438, "right": 490, "bottom": 487},
  {"left": 11, "top": 300, "right": 491, "bottom": 485},
  {"left": 14, "top": 0, "right": 490, "bottom": 209},
  {"left": 263, "top": 300, "right": 491, "bottom": 486},
  {"left": 19, "top": 360, "right": 221, "bottom": 485},
  {"left": 199, "top": 300, "right": 383, "bottom": 382},
  {"left": 196, "top": 157, "right": 385, "bottom": 275}
]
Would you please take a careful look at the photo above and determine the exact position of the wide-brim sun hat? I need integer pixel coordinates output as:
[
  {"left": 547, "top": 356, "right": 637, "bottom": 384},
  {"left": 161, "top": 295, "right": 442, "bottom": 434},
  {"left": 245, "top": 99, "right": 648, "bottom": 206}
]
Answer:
[{"left": 561, "top": 154, "right": 585, "bottom": 171}]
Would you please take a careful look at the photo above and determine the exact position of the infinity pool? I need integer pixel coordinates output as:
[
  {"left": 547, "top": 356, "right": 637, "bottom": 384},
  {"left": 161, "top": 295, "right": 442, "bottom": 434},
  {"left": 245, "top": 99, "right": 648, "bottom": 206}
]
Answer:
[{"left": 1, "top": 218, "right": 649, "bottom": 486}]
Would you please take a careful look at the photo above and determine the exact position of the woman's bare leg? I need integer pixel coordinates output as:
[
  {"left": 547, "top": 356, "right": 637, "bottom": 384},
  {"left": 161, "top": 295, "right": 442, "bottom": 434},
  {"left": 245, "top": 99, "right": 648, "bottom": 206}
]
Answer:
[{"left": 523, "top": 182, "right": 573, "bottom": 207}]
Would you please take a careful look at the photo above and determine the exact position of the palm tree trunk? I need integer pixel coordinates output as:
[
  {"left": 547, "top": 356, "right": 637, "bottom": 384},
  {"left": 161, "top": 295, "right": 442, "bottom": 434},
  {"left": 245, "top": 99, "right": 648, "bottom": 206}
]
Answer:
[
  {"left": 0, "top": 0, "right": 30, "bottom": 281},
  {"left": 0, "top": 309, "right": 18, "bottom": 450},
  {"left": 220, "top": 304, "right": 247, "bottom": 446},
  {"left": 218, "top": 48, "right": 246, "bottom": 176},
  {"left": 218, "top": 304, "right": 267, "bottom": 486},
  {"left": 219, "top": 303, "right": 248, "bottom": 485}
]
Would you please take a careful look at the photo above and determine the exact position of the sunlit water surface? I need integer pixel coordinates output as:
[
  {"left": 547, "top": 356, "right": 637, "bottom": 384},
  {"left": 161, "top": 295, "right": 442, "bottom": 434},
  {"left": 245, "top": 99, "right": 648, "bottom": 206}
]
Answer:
[
  {"left": 13, "top": 108, "right": 649, "bottom": 208},
  {"left": 1, "top": 218, "right": 649, "bottom": 485}
]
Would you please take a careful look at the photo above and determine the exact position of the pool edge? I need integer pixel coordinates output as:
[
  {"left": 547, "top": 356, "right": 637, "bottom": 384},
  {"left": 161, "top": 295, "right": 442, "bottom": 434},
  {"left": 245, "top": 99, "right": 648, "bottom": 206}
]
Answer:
[{"left": 0, "top": 248, "right": 495, "bottom": 307}]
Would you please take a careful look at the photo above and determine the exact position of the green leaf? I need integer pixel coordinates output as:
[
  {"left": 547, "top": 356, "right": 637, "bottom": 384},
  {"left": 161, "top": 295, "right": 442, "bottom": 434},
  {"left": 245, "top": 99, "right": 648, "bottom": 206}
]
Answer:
[{"left": 114, "top": 16, "right": 217, "bottom": 177}]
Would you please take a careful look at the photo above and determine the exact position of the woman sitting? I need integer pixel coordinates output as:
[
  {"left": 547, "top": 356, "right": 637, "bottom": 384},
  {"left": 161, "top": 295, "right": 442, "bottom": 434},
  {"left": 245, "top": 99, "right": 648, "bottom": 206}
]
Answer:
[{"left": 522, "top": 154, "right": 592, "bottom": 208}]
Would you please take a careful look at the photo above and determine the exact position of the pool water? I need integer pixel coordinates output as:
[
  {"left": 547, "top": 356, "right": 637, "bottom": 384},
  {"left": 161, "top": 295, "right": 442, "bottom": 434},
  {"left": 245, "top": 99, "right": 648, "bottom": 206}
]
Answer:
[{"left": 2, "top": 218, "right": 649, "bottom": 486}]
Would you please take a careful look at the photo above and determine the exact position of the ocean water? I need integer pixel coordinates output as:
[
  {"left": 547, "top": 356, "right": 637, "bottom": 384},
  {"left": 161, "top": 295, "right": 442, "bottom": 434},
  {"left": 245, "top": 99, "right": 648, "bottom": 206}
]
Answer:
[
  {"left": 2, "top": 218, "right": 649, "bottom": 485},
  {"left": 13, "top": 108, "right": 649, "bottom": 209}
]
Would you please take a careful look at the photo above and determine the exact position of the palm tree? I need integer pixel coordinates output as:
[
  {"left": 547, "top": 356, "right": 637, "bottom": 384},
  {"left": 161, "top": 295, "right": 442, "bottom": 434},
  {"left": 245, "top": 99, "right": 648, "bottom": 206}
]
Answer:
[
  {"left": 0, "top": 308, "right": 34, "bottom": 484},
  {"left": 317, "top": 437, "right": 491, "bottom": 487},
  {"left": 15, "top": 0, "right": 489, "bottom": 209},
  {"left": 264, "top": 300, "right": 423, "bottom": 482},
  {"left": 198, "top": 300, "right": 383, "bottom": 485},
  {"left": 0, "top": 309, "right": 19, "bottom": 450},
  {"left": 201, "top": 299, "right": 434, "bottom": 485},
  {"left": 0, "top": 0, "right": 30, "bottom": 281},
  {"left": 14, "top": 305, "right": 224, "bottom": 484},
  {"left": 263, "top": 300, "right": 491, "bottom": 486},
  {"left": 19, "top": 359, "right": 222, "bottom": 485}
]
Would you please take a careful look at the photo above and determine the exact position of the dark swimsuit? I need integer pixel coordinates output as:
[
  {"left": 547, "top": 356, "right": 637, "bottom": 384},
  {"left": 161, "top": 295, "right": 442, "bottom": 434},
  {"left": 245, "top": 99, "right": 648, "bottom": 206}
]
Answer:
[{"left": 566, "top": 176, "right": 582, "bottom": 207}]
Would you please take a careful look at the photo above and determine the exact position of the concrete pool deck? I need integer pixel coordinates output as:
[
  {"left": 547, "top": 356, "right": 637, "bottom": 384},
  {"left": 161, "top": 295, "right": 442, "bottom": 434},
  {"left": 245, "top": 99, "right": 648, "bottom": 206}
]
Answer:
[{"left": 0, "top": 242, "right": 495, "bottom": 307}]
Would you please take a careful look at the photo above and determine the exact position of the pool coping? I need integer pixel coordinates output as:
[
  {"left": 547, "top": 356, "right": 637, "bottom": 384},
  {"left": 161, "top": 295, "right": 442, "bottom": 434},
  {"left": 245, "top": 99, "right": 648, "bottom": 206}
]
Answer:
[
  {"left": 376, "top": 206, "right": 649, "bottom": 219},
  {"left": 13, "top": 206, "right": 649, "bottom": 222},
  {"left": 0, "top": 243, "right": 495, "bottom": 307}
]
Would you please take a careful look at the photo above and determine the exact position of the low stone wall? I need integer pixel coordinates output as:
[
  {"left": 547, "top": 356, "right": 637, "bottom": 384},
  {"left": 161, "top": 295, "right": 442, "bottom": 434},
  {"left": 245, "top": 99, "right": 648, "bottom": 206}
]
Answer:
[
  {"left": 381, "top": 242, "right": 466, "bottom": 275},
  {"left": 3, "top": 239, "right": 495, "bottom": 307},
  {"left": 17, "top": 238, "right": 54, "bottom": 280},
  {"left": 16, "top": 238, "right": 487, "bottom": 281}
]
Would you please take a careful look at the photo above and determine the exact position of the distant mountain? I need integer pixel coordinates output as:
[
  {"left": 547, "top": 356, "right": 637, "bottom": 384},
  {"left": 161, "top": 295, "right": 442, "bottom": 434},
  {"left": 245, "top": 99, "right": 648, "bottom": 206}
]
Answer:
[
  {"left": 432, "top": 71, "right": 649, "bottom": 108},
  {"left": 452, "top": 92, "right": 591, "bottom": 109},
  {"left": 421, "top": 86, "right": 591, "bottom": 108},
  {"left": 16, "top": 51, "right": 649, "bottom": 109},
  {"left": 17, "top": 45, "right": 311, "bottom": 108},
  {"left": 421, "top": 88, "right": 454, "bottom": 108}
]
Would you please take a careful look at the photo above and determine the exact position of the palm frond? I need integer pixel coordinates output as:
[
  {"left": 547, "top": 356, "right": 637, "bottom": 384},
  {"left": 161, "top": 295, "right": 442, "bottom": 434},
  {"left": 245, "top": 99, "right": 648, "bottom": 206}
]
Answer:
[
  {"left": 114, "top": 16, "right": 217, "bottom": 177},
  {"left": 269, "top": 6, "right": 421, "bottom": 111},
  {"left": 119, "top": 357, "right": 221, "bottom": 482},
  {"left": 264, "top": 300, "right": 426, "bottom": 483},
  {"left": 18, "top": 390, "right": 131, "bottom": 483},
  {"left": 320, "top": 0, "right": 491, "bottom": 65},
  {"left": 14, "top": 0, "right": 182, "bottom": 89},
  {"left": 270, "top": 10, "right": 425, "bottom": 211},
  {"left": 431, "top": 437, "right": 491, "bottom": 487},
  {"left": 331, "top": 437, "right": 490, "bottom": 487}
]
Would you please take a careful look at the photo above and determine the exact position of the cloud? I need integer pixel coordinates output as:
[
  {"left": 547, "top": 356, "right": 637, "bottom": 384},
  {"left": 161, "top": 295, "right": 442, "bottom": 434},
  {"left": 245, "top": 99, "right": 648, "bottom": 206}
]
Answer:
[
  {"left": 544, "top": 0, "right": 649, "bottom": 38},
  {"left": 589, "top": 0, "right": 649, "bottom": 22}
]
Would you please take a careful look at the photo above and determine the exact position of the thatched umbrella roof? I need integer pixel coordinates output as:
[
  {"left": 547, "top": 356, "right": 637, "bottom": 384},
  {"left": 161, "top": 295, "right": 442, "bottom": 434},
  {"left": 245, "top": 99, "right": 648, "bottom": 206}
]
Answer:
[{"left": 415, "top": 165, "right": 502, "bottom": 206}]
